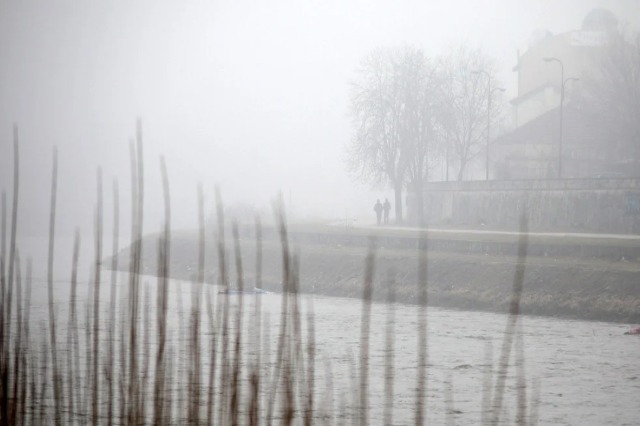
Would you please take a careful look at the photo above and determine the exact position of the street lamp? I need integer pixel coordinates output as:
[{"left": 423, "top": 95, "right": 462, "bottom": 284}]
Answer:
[
  {"left": 473, "top": 70, "right": 505, "bottom": 180},
  {"left": 543, "top": 57, "right": 578, "bottom": 178}
]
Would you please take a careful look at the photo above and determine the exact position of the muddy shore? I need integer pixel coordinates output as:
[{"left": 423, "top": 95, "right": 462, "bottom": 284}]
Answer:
[{"left": 114, "top": 226, "right": 640, "bottom": 324}]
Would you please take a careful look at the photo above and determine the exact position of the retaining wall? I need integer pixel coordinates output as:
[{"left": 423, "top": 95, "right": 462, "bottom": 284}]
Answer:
[{"left": 419, "top": 178, "right": 640, "bottom": 234}]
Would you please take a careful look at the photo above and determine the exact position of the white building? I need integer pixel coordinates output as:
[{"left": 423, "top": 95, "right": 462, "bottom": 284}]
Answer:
[{"left": 494, "top": 9, "right": 619, "bottom": 179}]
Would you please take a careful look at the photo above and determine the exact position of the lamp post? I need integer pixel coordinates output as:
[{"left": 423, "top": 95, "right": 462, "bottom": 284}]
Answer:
[
  {"left": 544, "top": 57, "right": 580, "bottom": 178},
  {"left": 473, "top": 70, "right": 505, "bottom": 180}
]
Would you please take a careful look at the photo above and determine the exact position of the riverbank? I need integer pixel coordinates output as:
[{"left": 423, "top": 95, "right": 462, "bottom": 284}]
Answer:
[{"left": 113, "top": 224, "right": 640, "bottom": 324}]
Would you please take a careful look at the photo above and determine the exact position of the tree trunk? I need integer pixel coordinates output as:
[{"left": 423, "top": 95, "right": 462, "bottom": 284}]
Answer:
[
  {"left": 393, "top": 181, "right": 403, "bottom": 224},
  {"left": 457, "top": 157, "right": 467, "bottom": 181},
  {"left": 413, "top": 180, "right": 425, "bottom": 227}
]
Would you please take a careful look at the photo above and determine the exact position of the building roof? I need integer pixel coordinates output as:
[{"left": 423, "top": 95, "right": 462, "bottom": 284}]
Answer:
[
  {"left": 495, "top": 105, "right": 604, "bottom": 147},
  {"left": 495, "top": 108, "right": 557, "bottom": 146}
]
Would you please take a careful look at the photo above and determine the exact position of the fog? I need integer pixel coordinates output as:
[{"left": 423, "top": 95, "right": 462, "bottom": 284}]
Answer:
[{"left": 1, "top": 0, "right": 638, "bottom": 238}]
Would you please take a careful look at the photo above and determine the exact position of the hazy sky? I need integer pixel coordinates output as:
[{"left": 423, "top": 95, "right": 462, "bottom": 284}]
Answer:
[{"left": 1, "top": 0, "right": 638, "bottom": 238}]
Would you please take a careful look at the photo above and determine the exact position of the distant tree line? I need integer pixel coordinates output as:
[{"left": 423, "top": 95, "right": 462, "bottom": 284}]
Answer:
[{"left": 347, "top": 45, "right": 503, "bottom": 224}]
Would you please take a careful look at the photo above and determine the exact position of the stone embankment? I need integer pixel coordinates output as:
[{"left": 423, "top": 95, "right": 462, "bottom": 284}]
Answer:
[{"left": 115, "top": 224, "right": 640, "bottom": 324}]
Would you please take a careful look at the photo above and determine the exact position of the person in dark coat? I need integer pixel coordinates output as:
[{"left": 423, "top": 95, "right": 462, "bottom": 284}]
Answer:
[
  {"left": 374, "top": 199, "right": 383, "bottom": 225},
  {"left": 383, "top": 198, "right": 391, "bottom": 225}
]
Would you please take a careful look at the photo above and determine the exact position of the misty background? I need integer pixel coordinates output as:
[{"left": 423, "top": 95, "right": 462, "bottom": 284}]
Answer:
[{"left": 1, "top": 0, "right": 639, "bottom": 241}]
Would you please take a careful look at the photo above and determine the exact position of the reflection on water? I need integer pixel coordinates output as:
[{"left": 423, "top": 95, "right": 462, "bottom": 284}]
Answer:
[{"left": 23, "top": 273, "right": 640, "bottom": 425}]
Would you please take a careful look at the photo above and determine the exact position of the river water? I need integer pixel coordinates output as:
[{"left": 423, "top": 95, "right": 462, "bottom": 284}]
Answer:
[{"left": 20, "top": 267, "right": 640, "bottom": 425}]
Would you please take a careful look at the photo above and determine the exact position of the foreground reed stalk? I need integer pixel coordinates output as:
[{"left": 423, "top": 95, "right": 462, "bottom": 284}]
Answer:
[
  {"left": 415, "top": 231, "right": 429, "bottom": 425},
  {"left": 249, "top": 218, "right": 263, "bottom": 426},
  {"left": 92, "top": 168, "right": 103, "bottom": 426},
  {"left": 491, "top": 215, "right": 529, "bottom": 425},
  {"left": 46, "top": 148, "right": 63, "bottom": 425},
  {"left": 67, "top": 231, "right": 81, "bottom": 422},
  {"left": 128, "top": 122, "right": 145, "bottom": 424},
  {"left": 153, "top": 157, "right": 171, "bottom": 425},
  {"left": 107, "top": 180, "right": 119, "bottom": 426},
  {"left": 359, "top": 239, "right": 375, "bottom": 426},
  {"left": 11, "top": 253, "right": 21, "bottom": 426},
  {"left": 1, "top": 126, "right": 20, "bottom": 426},
  {"left": 383, "top": 270, "right": 396, "bottom": 426}
]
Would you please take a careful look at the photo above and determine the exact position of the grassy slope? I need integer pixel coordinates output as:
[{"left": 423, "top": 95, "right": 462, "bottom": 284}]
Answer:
[{"left": 116, "top": 226, "right": 640, "bottom": 324}]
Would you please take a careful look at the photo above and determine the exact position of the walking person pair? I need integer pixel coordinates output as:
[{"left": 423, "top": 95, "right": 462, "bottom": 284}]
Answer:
[{"left": 374, "top": 198, "right": 391, "bottom": 225}]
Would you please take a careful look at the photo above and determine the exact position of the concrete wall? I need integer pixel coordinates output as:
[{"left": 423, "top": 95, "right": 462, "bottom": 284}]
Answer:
[{"left": 420, "top": 178, "right": 640, "bottom": 234}]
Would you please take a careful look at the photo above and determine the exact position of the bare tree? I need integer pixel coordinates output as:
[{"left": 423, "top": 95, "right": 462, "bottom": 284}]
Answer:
[
  {"left": 349, "top": 45, "right": 503, "bottom": 224},
  {"left": 577, "top": 28, "right": 640, "bottom": 171},
  {"left": 397, "top": 49, "right": 443, "bottom": 225},
  {"left": 349, "top": 46, "right": 445, "bottom": 223},
  {"left": 348, "top": 48, "right": 406, "bottom": 223},
  {"left": 439, "top": 46, "right": 502, "bottom": 180}
]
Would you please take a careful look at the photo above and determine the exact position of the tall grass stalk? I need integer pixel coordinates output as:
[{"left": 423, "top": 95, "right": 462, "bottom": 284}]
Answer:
[
  {"left": 516, "top": 320, "right": 528, "bottom": 425},
  {"left": 1, "top": 190, "right": 6, "bottom": 305},
  {"left": 126, "top": 121, "right": 145, "bottom": 424},
  {"left": 107, "top": 180, "right": 119, "bottom": 426},
  {"left": 18, "top": 258, "right": 31, "bottom": 424},
  {"left": 414, "top": 231, "right": 429, "bottom": 425},
  {"left": 92, "top": 167, "right": 103, "bottom": 425},
  {"left": 10, "top": 252, "right": 21, "bottom": 425},
  {"left": 67, "top": 230, "right": 81, "bottom": 423},
  {"left": 1, "top": 125, "right": 20, "bottom": 426},
  {"left": 266, "top": 202, "right": 291, "bottom": 425},
  {"left": 303, "top": 294, "right": 315, "bottom": 426},
  {"left": 215, "top": 186, "right": 230, "bottom": 425},
  {"left": 358, "top": 239, "right": 375, "bottom": 426},
  {"left": 153, "top": 156, "right": 171, "bottom": 425},
  {"left": 383, "top": 269, "right": 396, "bottom": 426},
  {"left": 249, "top": 217, "right": 263, "bottom": 426},
  {"left": 492, "top": 214, "right": 529, "bottom": 424},
  {"left": 46, "top": 147, "right": 63, "bottom": 424}
]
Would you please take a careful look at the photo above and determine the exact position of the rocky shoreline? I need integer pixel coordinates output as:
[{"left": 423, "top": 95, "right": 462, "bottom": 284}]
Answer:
[{"left": 114, "top": 226, "right": 640, "bottom": 324}]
